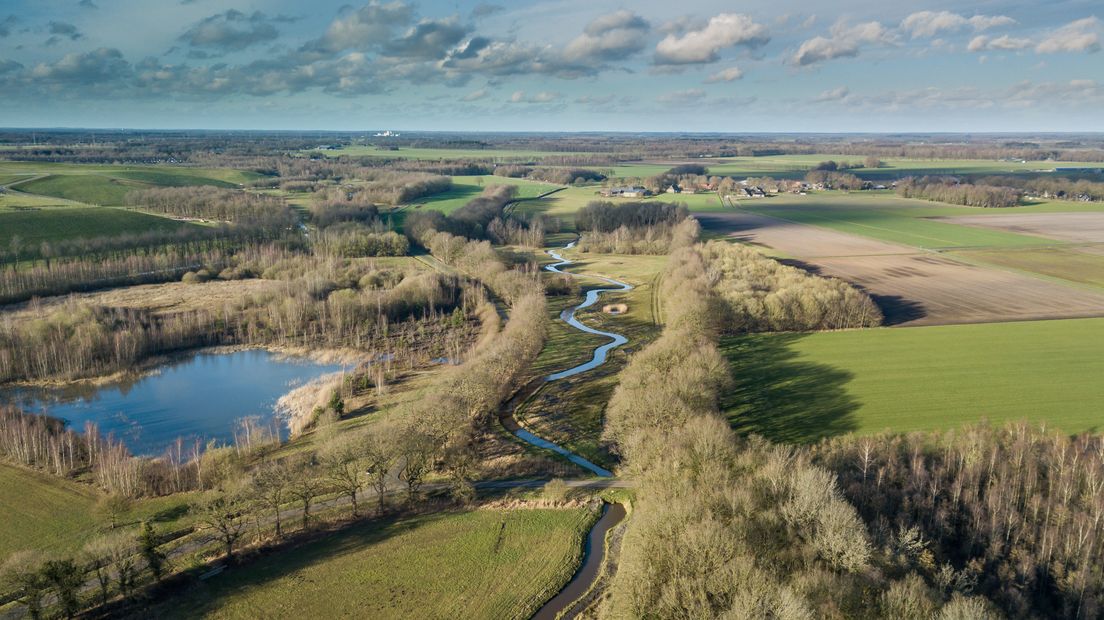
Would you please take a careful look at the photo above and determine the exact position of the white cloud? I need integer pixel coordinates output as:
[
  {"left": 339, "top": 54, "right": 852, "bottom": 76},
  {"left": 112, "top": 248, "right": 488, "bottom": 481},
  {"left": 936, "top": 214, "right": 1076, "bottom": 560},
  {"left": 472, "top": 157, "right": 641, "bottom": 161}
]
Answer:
[
  {"left": 563, "top": 10, "right": 650, "bottom": 62},
  {"left": 704, "top": 66, "right": 743, "bottom": 82},
  {"left": 461, "top": 88, "right": 487, "bottom": 101},
  {"left": 968, "top": 34, "right": 1031, "bottom": 52},
  {"left": 654, "top": 13, "right": 768, "bottom": 65},
  {"left": 813, "top": 86, "right": 850, "bottom": 102},
  {"left": 657, "top": 88, "right": 706, "bottom": 104},
  {"left": 1036, "top": 17, "right": 1101, "bottom": 54},
  {"left": 792, "top": 20, "right": 893, "bottom": 66},
  {"left": 900, "top": 11, "right": 1014, "bottom": 38}
]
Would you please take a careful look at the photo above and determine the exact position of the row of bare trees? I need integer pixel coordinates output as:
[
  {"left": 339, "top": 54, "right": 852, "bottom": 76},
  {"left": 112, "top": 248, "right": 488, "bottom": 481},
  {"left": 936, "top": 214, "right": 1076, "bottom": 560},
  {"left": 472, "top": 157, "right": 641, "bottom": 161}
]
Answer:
[
  {"left": 124, "top": 186, "right": 294, "bottom": 225},
  {"left": 600, "top": 243, "right": 1000, "bottom": 618},
  {"left": 816, "top": 424, "right": 1104, "bottom": 618},
  {"left": 897, "top": 176, "right": 1023, "bottom": 208}
]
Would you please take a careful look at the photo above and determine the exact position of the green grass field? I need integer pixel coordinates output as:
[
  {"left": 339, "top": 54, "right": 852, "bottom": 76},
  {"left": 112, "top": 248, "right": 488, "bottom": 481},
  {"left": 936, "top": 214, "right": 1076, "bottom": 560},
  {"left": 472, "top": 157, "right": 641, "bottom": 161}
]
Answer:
[
  {"left": 407, "top": 175, "right": 562, "bottom": 214},
  {"left": 2, "top": 162, "right": 262, "bottom": 206},
  {"left": 0, "top": 206, "right": 193, "bottom": 248},
  {"left": 0, "top": 463, "right": 205, "bottom": 558},
  {"left": 721, "top": 318, "right": 1104, "bottom": 442},
  {"left": 149, "top": 507, "right": 595, "bottom": 620}
]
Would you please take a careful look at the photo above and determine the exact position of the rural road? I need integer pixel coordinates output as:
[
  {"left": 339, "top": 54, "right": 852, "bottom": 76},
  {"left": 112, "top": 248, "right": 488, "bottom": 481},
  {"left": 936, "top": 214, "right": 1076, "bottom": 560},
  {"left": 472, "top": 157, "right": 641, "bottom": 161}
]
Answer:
[{"left": 502, "top": 239, "right": 633, "bottom": 478}]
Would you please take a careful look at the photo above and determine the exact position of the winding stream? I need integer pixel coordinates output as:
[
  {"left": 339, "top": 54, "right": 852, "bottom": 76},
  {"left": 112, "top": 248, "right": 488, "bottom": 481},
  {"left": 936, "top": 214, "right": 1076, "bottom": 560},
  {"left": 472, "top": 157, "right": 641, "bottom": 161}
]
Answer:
[
  {"left": 503, "top": 241, "right": 633, "bottom": 478},
  {"left": 532, "top": 502, "right": 627, "bottom": 620}
]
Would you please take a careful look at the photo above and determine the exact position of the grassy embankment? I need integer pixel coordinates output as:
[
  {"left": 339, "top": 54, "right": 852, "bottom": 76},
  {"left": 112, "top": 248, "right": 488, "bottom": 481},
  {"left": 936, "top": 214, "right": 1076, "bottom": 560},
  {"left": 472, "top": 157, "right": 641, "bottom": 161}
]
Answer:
[
  {"left": 515, "top": 246, "right": 666, "bottom": 468},
  {"left": 0, "top": 463, "right": 198, "bottom": 559},
  {"left": 145, "top": 507, "right": 596, "bottom": 620},
  {"left": 721, "top": 317, "right": 1104, "bottom": 442}
]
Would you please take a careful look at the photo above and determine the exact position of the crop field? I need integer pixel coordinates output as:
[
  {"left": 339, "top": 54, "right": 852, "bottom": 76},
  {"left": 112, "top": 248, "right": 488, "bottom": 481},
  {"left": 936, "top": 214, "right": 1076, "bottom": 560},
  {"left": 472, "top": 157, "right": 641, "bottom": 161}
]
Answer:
[
  {"left": 950, "top": 247, "right": 1104, "bottom": 289},
  {"left": 0, "top": 206, "right": 193, "bottom": 248},
  {"left": 721, "top": 317, "right": 1104, "bottom": 441},
  {"left": 148, "top": 507, "right": 596, "bottom": 620},
  {"left": 734, "top": 193, "right": 1054, "bottom": 250},
  {"left": 608, "top": 156, "right": 1103, "bottom": 181},
  {"left": 695, "top": 193, "right": 1104, "bottom": 325},
  {"left": 936, "top": 212, "right": 1104, "bottom": 244}
]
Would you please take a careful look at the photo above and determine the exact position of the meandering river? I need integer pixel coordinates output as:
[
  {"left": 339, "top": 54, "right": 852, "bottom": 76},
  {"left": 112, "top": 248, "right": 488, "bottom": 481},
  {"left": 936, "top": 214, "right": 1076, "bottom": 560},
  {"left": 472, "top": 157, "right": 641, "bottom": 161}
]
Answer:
[{"left": 503, "top": 240, "right": 633, "bottom": 478}]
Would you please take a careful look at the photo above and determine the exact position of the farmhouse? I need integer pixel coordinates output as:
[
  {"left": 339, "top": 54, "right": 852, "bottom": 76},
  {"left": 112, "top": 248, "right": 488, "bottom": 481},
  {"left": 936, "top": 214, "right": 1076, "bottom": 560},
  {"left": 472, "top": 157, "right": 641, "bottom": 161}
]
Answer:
[{"left": 601, "top": 185, "right": 652, "bottom": 198}]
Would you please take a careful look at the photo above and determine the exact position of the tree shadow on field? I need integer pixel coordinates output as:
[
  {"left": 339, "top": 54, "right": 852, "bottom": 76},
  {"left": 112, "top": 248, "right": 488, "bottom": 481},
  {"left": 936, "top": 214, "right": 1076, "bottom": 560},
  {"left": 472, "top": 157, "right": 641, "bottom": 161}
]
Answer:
[
  {"left": 720, "top": 334, "right": 859, "bottom": 443},
  {"left": 869, "top": 294, "right": 927, "bottom": 325}
]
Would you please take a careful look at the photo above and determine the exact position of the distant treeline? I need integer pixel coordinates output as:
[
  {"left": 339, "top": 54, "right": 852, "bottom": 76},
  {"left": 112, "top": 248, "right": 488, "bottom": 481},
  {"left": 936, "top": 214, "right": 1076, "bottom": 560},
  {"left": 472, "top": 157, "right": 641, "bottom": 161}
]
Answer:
[
  {"left": 125, "top": 186, "right": 294, "bottom": 225},
  {"left": 0, "top": 254, "right": 471, "bottom": 384},
  {"left": 574, "top": 200, "right": 688, "bottom": 232},
  {"left": 897, "top": 176, "right": 1022, "bottom": 208},
  {"left": 492, "top": 165, "right": 606, "bottom": 185},
  {"left": 978, "top": 175, "right": 1104, "bottom": 202}
]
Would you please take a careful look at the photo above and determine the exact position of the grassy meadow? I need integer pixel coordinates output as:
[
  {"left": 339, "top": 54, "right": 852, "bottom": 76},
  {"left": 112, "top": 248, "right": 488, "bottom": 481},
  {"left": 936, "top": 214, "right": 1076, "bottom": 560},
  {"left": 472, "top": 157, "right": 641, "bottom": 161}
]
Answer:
[
  {"left": 0, "top": 206, "right": 194, "bottom": 248},
  {"left": 0, "top": 464, "right": 199, "bottom": 558},
  {"left": 148, "top": 507, "right": 596, "bottom": 620},
  {"left": 2, "top": 162, "right": 261, "bottom": 206},
  {"left": 408, "top": 175, "right": 562, "bottom": 214},
  {"left": 721, "top": 317, "right": 1104, "bottom": 442}
]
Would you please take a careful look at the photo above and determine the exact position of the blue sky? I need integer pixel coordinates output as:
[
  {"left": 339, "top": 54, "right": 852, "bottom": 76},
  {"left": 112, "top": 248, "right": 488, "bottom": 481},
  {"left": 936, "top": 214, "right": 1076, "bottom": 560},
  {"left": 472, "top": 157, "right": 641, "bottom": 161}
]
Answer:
[{"left": 0, "top": 0, "right": 1101, "bottom": 131}]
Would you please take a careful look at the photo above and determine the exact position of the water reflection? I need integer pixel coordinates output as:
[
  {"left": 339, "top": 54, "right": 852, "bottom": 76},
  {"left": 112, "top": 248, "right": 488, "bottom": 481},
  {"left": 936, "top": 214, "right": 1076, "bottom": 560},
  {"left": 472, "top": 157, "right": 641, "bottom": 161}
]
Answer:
[{"left": 2, "top": 350, "right": 344, "bottom": 456}]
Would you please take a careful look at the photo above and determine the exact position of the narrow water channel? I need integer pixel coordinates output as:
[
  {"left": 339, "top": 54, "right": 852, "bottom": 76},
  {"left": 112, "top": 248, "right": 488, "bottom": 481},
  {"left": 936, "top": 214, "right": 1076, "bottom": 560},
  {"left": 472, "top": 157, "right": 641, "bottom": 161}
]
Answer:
[
  {"left": 532, "top": 502, "right": 627, "bottom": 620},
  {"left": 503, "top": 240, "right": 633, "bottom": 478}
]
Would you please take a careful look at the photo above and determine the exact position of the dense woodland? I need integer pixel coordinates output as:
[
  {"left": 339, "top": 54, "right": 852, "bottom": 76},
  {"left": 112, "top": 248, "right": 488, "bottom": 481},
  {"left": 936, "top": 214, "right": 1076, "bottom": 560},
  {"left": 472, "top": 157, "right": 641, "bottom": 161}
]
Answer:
[
  {"left": 701, "top": 241, "right": 883, "bottom": 331},
  {"left": 897, "top": 176, "right": 1024, "bottom": 208}
]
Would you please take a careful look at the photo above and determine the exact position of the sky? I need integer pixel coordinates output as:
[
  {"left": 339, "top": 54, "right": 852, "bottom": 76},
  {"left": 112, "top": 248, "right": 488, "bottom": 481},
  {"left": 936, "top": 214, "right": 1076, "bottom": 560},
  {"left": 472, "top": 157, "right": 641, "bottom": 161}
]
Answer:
[{"left": 0, "top": 0, "right": 1101, "bottom": 132}]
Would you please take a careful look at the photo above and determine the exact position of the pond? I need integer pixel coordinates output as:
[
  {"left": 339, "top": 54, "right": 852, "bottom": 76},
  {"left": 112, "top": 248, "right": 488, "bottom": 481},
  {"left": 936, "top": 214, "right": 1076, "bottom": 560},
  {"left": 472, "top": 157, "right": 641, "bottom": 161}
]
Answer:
[{"left": 1, "top": 350, "right": 345, "bottom": 456}]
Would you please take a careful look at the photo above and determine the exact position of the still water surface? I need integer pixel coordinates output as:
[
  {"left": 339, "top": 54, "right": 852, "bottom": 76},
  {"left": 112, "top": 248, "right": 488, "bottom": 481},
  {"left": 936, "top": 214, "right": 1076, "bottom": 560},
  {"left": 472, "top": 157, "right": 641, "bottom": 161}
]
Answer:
[{"left": 1, "top": 350, "right": 343, "bottom": 456}]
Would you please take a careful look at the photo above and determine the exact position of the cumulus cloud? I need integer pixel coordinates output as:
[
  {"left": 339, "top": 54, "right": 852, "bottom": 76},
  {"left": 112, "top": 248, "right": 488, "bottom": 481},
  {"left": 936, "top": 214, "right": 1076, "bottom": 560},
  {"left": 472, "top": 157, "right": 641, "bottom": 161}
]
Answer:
[
  {"left": 31, "top": 47, "right": 130, "bottom": 84},
  {"left": 1036, "top": 17, "right": 1101, "bottom": 54},
  {"left": 654, "top": 13, "right": 768, "bottom": 65},
  {"left": 383, "top": 16, "right": 470, "bottom": 59},
  {"left": 179, "top": 10, "right": 283, "bottom": 51},
  {"left": 704, "top": 66, "right": 743, "bottom": 82},
  {"left": 899, "top": 11, "right": 1014, "bottom": 38},
  {"left": 968, "top": 34, "right": 1031, "bottom": 52},
  {"left": 307, "top": 1, "right": 414, "bottom": 54},
  {"left": 563, "top": 10, "right": 650, "bottom": 62},
  {"left": 792, "top": 20, "right": 893, "bottom": 66}
]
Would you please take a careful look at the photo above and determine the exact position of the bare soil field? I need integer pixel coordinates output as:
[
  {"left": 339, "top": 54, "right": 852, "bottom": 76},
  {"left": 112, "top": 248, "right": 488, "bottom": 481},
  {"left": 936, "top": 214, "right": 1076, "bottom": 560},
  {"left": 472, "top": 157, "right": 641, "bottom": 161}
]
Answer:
[
  {"left": 0, "top": 278, "right": 282, "bottom": 323},
  {"left": 697, "top": 211, "right": 915, "bottom": 257},
  {"left": 934, "top": 212, "right": 1104, "bottom": 244},
  {"left": 700, "top": 211, "right": 1104, "bottom": 326}
]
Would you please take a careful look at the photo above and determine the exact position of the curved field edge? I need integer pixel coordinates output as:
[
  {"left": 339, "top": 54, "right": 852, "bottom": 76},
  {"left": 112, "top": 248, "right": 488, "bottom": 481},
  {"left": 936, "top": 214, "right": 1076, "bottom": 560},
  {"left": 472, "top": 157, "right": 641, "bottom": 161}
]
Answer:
[{"left": 145, "top": 507, "right": 598, "bottom": 620}]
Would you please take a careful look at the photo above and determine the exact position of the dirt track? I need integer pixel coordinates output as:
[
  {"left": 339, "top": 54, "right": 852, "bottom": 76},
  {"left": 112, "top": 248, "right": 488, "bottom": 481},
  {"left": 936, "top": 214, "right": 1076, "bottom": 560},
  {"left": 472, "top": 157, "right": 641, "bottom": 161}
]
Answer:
[
  {"left": 698, "top": 211, "right": 1104, "bottom": 326},
  {"left": 933, "top": 212, "right": 1104, "bottom": 244}
]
